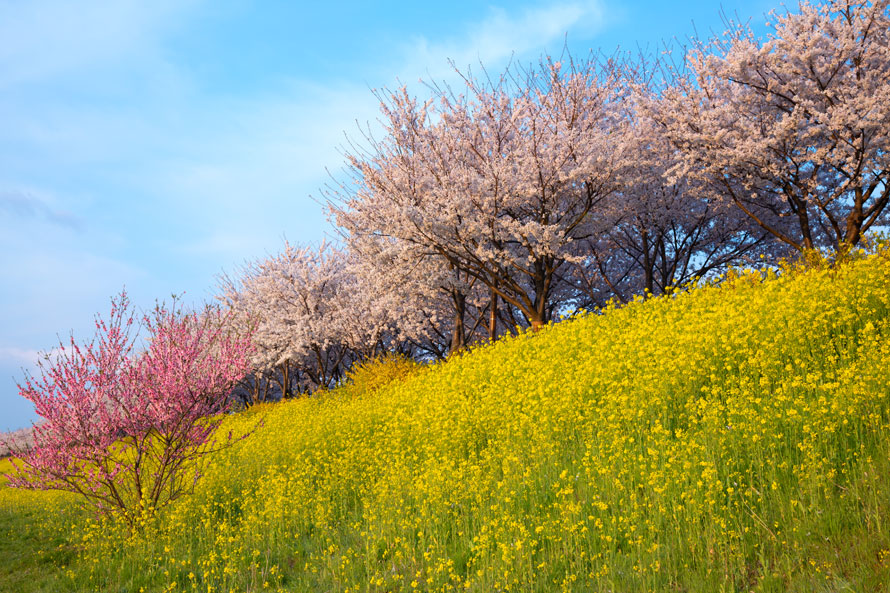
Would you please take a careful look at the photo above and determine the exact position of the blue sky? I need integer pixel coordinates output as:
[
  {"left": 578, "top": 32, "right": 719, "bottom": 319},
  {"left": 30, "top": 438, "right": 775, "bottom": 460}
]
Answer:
[{"left": 0, "top": 0, "right": 783, "bottom": 431}]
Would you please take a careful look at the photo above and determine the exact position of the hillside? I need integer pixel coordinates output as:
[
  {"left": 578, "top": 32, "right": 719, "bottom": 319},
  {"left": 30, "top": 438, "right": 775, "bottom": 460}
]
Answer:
[{"left": 2, "top": 251, "right": 890, "bottom": 592}]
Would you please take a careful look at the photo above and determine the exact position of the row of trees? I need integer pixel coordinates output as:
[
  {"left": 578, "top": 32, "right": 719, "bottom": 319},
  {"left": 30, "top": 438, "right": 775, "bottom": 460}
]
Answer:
[
  {"left": 4, "top": 0, "right": 889, "bottom": 523},
  {"left": 220, "top": 0, "right": 889, "bottom": 399}
]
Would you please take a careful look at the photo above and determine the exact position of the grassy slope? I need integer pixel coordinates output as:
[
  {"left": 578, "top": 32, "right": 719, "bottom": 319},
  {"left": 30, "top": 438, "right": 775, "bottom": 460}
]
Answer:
[
  {"left": 2, "top": 253, "right": 890, "bottom": 592},
  {"left": 0, "top": 458, "right": 80, "bottom": 592}
]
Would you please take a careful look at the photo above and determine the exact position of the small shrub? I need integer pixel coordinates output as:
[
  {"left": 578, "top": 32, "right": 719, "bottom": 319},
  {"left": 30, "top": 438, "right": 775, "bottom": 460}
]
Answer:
[{"left": 341, "top": 353, "right": 420, "bottom": 397}]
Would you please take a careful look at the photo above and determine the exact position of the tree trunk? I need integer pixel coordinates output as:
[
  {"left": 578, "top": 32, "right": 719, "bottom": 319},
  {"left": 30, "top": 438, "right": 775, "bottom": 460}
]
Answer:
[
  {"left": 260, "top": 376, "right": 270, "bottom": 402},
  {"left": 841, "top": 189, "right": 866, "bottom": 253},
  {"left": 641, "top": 229, "right": 654, "bottom": 296},
  {"left": 450, "top": 290, "right": 466, "bottom": 354},
  {"left": 530, "top": 258, "right": 552, "bottom": 332},
  {"left": 488, "top": 287, "right": 498, "bottom": 340},
  {"left": 281, "top": 361, "right": 290, "bottom": 399}
]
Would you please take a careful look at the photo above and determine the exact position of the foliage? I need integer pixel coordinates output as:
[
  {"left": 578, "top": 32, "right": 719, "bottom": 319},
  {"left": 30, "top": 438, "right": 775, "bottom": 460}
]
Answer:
[{"left": 1, "top": 292, "right": 254, "bottom": 528}]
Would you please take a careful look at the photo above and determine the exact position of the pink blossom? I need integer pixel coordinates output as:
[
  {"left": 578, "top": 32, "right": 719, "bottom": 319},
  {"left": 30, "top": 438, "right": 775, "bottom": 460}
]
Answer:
[{"left": 1, "top": 291, "right": 254, "bottom": 527}]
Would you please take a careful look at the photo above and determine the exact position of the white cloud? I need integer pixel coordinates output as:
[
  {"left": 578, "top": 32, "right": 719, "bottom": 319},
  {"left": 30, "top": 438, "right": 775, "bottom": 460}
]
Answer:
[
  {"left": 156, "top": 79, "right": 378, "bottom": 213},
  {"left": 398, "top": 1, "right": 607, "bottom": 82},
  {"left": 0, "top": 347, "right": 41, "bottom": 368},
  {"left": 0, "top": 226, "right": 152, "bottom": 342},
  {"left": 135, "top": 84, "right": 366, "bottom": 265}
]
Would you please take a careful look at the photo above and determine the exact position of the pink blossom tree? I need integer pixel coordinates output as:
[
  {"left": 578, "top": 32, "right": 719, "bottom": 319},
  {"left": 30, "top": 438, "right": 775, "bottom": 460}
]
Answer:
[
  {"left": 2, "top": 291, "right": 254, "bottom": 527},
  {"left": 656, "top": 0, "right": 890, "bottom": 254}
]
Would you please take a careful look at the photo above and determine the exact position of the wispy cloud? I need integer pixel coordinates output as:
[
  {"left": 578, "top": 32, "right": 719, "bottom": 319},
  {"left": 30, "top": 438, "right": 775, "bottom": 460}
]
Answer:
[
  {"left": 0, "top": 347, "right": 41, "bottom": 368},
  {"left": 157, "top": 1, "right": 610, "bottom": 260},
  {"left": 0, "top": 190, "right": 83, "bottom": 231},
  {"left": 399, "top": 1, "right": 607, "bottom": 81},
  {"left": 0, "top": 0, "right": 609, "bottom": 266}
]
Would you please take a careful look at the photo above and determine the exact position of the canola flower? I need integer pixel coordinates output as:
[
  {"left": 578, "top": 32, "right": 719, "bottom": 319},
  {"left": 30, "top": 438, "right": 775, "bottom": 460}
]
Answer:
[{"left": 3, "top": 249, "right": 890, "bottom": 592}]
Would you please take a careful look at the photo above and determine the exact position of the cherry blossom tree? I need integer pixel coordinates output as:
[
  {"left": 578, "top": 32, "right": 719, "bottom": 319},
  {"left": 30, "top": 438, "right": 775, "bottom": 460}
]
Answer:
[
  {"left": 656, "top": 0, "right": 890, "bottom": 254},
  {"left": 2, "top": 292, "right": 254, "bottom": 527},
  {"left": 329, "top": 54, "right": 630, "bottom": 330},
  {"left": 569, "top": 88, "right": 781, "bottom": 306},
  {"left": 337, "top": 229, "right": 499, "bottom": 356},
  {"left": 217, "top": 241, "right": 397, "bottom": 395}
]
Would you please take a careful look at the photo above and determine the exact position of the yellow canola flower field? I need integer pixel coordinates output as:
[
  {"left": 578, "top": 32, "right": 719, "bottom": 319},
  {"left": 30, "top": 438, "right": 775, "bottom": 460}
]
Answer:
[{"left": 7, "top": 250, "right": 890, "bottom": 592}]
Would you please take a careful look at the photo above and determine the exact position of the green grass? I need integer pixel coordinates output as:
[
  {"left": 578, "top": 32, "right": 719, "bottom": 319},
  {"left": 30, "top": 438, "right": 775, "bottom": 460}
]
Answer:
[
  {"left": 0, "top": 505, "right": 77, "bottom": 592},
  {"left": 0, "top": 458, "right": 82, "bottom": 592}
]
